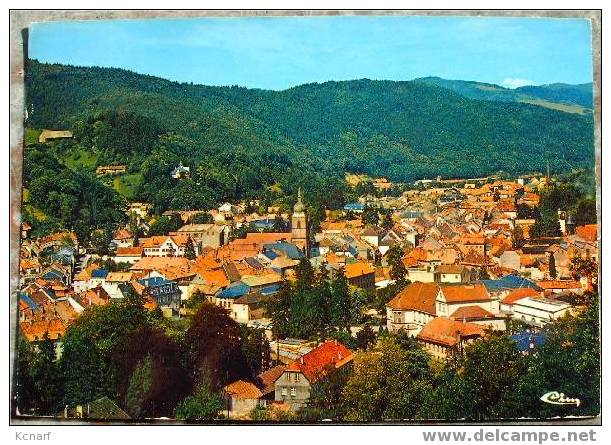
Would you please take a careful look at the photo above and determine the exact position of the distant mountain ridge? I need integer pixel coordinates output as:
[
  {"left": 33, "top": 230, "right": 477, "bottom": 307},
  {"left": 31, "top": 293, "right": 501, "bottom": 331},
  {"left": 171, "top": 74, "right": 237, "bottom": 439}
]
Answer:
[
  {"left": 24, "top": 60, "right": 594, "bottom": 213},
  {"left": 414, "top": 76, "right": 593, "bottom": 113}
]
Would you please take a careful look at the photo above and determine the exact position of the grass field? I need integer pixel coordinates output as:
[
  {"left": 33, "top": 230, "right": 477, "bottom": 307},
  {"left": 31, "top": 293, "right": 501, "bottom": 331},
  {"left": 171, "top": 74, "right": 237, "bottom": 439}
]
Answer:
[
  {"left": 24, "top": 128, "right": 41, "bottom": 146},
  {"left": 519, "top": 98, "right": 588, "bottom": 115},
  {"left": 63, "top": 148, "right": 100, "bottom": 170},
  {"left": 113, "top": 173, "right": 143, "bottom": 199}
]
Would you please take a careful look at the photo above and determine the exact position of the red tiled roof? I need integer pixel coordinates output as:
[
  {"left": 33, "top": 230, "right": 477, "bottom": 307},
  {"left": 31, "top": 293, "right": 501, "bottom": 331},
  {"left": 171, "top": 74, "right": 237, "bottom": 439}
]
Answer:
[
  {"left": 115, "top": 246, "right": 144, "bottom": 256},
  {"left": 387, "top": 282, "right": 438, "bottom": 315},
  {"left": 224, "top": 380, "right": 263, "bottom": 400},
  {"left": 257, "top": 365, "right": 287, "bottom": 396},
  {"left": 417, "top": 317, "right": 485, "bottom": 347},
  {"left": 501, "top": 287, "right": 541, "bottom": 305},
  {"left": 285, "top": 340, "right": 353, "bottom": 383},
  {"left": 575, "top": 224, "right": 597, "bottom": 242},
  {"left": 439, "top": 283, "right": 490, "bottom": 303},
  {"left": 536, "top": 280, "right": 581, "bottom": 290},
  {"left": 449, "top": 305, "right": 495, "bottom": 320},
  {"left": 344, "top": 261, "right": 375, "bottom": 279}
]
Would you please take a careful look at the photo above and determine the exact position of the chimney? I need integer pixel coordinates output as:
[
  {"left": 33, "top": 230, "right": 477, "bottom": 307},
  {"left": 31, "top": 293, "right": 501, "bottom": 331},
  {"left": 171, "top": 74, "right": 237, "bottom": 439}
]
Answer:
[{"left": 300, "top": 356, "right": 304, "bottom": 365}]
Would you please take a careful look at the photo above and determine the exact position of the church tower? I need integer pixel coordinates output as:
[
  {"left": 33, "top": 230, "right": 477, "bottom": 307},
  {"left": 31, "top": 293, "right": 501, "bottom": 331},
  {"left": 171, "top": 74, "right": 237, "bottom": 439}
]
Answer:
[{"left": 291, "top": 188, "right": 309, "bottom": 257}]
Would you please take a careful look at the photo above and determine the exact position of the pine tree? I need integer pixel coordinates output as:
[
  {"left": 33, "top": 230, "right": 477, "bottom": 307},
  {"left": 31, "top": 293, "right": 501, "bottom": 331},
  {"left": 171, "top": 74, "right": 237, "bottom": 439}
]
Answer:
[{"left": 184, "top": 237, "right": 196, "bottom": 260}]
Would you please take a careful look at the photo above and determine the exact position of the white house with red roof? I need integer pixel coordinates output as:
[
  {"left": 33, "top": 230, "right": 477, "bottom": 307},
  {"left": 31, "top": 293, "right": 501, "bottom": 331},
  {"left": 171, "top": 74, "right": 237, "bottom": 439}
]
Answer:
[
  {"left": 435, "top": 283, "right": 498, "bottom": 318},
  {"left": 273, "top": 340, "right": 353, "bottom": 410},
  {"left": 386, "top": 282, "right": 438, "bottom": 335}
]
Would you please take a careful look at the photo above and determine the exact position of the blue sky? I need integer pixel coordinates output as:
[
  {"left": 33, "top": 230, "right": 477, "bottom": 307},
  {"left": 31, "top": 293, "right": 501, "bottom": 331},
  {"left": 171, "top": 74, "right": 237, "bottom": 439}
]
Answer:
[{"left": 29, "top": 15, "right": 593, "bottom": 90}]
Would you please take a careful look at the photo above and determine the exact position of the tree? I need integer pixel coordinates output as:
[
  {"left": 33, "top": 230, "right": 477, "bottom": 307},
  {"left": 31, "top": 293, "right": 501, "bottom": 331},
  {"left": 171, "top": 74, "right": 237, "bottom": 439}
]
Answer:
[
  {"left": 343, "top": 337, "right": 432, "bottom": 421},
  {"left": 185, "top": 289, "right": 207, "bottom": 310},
  {"left": 549, "top": 253, "right": 557, "bottom": 279},
  {"left": 361, "top": 205, "right": 379, "bottom": 226},
  {"left": 125, "top": 355, "right": 153, "bottom": 418},
  {"left": 574, "top": 198, "right": 597, "bottom": 226},
  {"left": 113, "top": 326, "right": 190, "bottom": 419},
  {"left": 381, "top": 212, "right": 393, "bottom": 230},
  {"left": 530, "top": 218, "right": 562, "bottom": 238},
  {"left": 59, "top": 300, "right": 150, "bottom": 407},
  {"left": 184, "top": 303, "right": 250, "bottom": 390},
  {"left": 460, "top": 334, "right": 530, "bottom": 420},
  {"left": 300, "top": 365, "right": 350, "bottom": 421},
  {"left": 267, "top": 281, "right": 293, "bottom": 339},
  {"left": 355, "top": 325, "right": 376, "bottom": 351},
  {"left": 386, "top": 245, "right": 408, "bottom": 287},
  {"left": 184, "top": 237, "right": 196, "bottom": 260},
  {"left": 190, "top": 213, "right": 213, "bottom": 224},
  {"left": 148, "top": 214, "right": 183, "bottom": 236},
  {"left": 15, "top": 335, "right": 62, "bottom": 415},
  {"left": 90, "top": 227, "right": 113, "bottom": 256},
  {"left": 511, "top": 226, "right": 525, "bottom": 248},
  {"left": 329, "top": 270, "right": 351, "bottom": 331},
  {"left": 174, "top": 385, "right": 224, "bottom": 421},
  {"left": 241, "top": 326, "right": 272, "bottom": 376}
]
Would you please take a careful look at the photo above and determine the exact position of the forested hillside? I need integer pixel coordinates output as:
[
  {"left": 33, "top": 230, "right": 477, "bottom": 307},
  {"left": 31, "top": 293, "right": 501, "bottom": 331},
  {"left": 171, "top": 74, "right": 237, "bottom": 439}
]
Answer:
[
  {"left": 416, "top": 76, "right": 593, "bottom": 110},
  {"left": 22, "top": 60, "right": 596, "bottom": 238}
]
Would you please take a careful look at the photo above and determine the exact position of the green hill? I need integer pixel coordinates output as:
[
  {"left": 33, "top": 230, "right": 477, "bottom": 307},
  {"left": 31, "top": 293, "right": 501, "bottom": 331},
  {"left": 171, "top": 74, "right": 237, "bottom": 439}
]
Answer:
[
  {"left": 24, "top": 60, "right": 595, "bottom": 220},
  {"left": 415, "top": 76, "right": 593, "bottom": 114}
]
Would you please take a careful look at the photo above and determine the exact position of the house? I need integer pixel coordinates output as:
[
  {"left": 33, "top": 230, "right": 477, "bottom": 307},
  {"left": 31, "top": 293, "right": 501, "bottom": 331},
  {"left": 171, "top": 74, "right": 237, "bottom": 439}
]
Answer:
[
  {"left": 128, "top": 202, "right": 153, "bottom": 221},
  {"left": 95, "top": 165, "right": 127, "bottom": 175},
  {"left": 139, "top": 235, "right": 195, "bottom": 257},
  {"left": 386, "top": 282, "right": 438, "bottom": 335},
  {"left": 344, "top": 261, "right": 376, "bottom": 290},
  {"left": 171, "top": 162, "right": 190, "bottom": 179},
  {"left": 89, "top": 269, "right": 109, "bottom": 288},
  {"left": 510, "top": 297, "right": 572, "bottom": 327},
  {"left": 417, "top": 317, "right": 486, "bottom": 360},
  {"left": 434, "top": 264, "right": 471, "bottom": 283},
  {"left": 232, "top": 292, "right": 269, "bottom": 323},
  {"left": 257, "top": 365, "right": 287, "bottom": 404},
  {"left": 223, "top": 380, "right": 264, "bottom": 417},
  {"left": 111, "top": 229, "right": 133, "bottom": 248},
  {"left": 499, "top": 250, "right": 521, "bottom": 271},
  {"left": 536, "top": 280, "right": 583, "bottom": 294},
  {"left": 38, "top": 129, "right": 73, "bottom": 143},
  {"left": 103, "top": 272, "right": 133, "bottom": 299},
  {"left": 138, "top": 277, "right": 182, "bottom": 311},
  {"left": 575, "top": 224, "right": 597, "bottom": 243},
  {"left": 172, "top": 224, "right": 227, "bottom": 248},
  {"left": 274, "top": 340, "right": 353, "bottom": 410},
  {"left": 448, "top": 305, "right": 506, "bottom": 330},
  {"left": 435, "top": 283, "right": 496, "bottom": 317},
  {"left": 344, "top": 203, "right": 365, "bottom": 213},
  {"left": 499, "top": 287, "right": 542, "bottom": 313},
  {"left": 407, "top": 266, "right": 436, "bottom": 283},
  {"left": 113, "top": 246, "right": 144, "bottom": 264},
  {"left": 19, "top": 257, "right": 42, "bottom": 284},
  {"left": 360, "top": 226, "right": 383, "bottom": 247}
]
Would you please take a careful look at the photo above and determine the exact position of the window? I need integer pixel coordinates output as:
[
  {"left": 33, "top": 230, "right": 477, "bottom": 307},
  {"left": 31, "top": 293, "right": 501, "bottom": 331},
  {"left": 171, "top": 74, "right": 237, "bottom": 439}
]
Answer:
[
  {"left": 281, "top": 388, "right": 287, "bottom": 396},
  {"left": 295, "top": 373, "right": 300, "bottom": 381},
  {"left": 290, "top": 388, "right": 297, "bottom": 397}
]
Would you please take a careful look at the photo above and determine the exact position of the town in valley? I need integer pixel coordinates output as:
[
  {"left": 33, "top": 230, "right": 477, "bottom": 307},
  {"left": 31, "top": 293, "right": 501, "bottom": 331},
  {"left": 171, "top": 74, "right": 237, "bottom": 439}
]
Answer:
[{"left": 13, "top": 15, "right": 599, "bottom": 423}]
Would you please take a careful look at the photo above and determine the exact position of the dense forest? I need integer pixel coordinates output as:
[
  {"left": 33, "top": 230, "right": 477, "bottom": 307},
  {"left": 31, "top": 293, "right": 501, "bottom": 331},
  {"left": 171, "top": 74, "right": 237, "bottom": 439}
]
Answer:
[{"left": 22, "top": 60, "right": 596, "bottom": 239}]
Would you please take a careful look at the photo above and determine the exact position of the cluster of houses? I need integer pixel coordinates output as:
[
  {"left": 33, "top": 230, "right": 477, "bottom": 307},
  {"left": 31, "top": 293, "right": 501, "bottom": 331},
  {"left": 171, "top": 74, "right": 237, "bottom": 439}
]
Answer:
[{"left": 17, "top": 172, "right": 598, "bottom": 419}]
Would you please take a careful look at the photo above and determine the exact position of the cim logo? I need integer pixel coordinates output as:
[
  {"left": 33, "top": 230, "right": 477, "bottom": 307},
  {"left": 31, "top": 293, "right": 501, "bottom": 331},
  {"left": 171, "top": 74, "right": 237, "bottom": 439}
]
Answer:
[{"left": 540, "top": 391, "right": 581, "bottom": 407}]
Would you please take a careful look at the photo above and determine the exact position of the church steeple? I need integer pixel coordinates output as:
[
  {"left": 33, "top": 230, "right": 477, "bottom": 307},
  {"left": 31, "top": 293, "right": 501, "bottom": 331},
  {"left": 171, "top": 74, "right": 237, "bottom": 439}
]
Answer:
[
  {"left": 291, "top": 188, "right": 309, "bottom": 257},
  {"left": 294, "top": 187, "right": 305, "bottom": 213}
]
